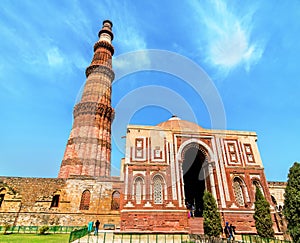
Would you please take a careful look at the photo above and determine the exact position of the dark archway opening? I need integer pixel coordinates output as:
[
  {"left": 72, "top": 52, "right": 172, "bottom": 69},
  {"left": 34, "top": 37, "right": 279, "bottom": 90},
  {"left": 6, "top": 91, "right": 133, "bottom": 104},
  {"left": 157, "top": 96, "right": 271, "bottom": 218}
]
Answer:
[{"left": 182, "top": 146, "right": 206, "bottom": 217}]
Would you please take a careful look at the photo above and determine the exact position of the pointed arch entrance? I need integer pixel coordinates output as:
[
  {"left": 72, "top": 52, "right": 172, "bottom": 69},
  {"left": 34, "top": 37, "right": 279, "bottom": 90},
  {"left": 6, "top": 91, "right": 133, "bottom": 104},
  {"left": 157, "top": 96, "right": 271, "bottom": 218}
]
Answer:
[{"left": 182, "top": 143, "right": 207, "bottom": 217}]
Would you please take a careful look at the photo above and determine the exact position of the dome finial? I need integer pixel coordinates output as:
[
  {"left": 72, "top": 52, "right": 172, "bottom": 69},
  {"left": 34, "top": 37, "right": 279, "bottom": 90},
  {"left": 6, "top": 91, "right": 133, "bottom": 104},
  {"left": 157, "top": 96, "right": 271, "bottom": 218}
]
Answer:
[{"left": 169, "top": 115, "right": 181, "bottom": 121}]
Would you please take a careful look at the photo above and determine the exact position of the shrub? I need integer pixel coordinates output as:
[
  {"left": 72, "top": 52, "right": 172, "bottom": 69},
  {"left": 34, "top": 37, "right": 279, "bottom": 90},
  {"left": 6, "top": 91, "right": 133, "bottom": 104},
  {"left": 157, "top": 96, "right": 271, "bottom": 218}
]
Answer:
[
  {"left": 3, "top": 224, "right": 10, "bottom": 235},
  {"left": 283, "top": 162, "right": 300, "bottom": 243},
  {"left": 203, "top": 191, "right": 223, "bottom": 237},
  {"left": 253, "top": 187, "right": 274, "bottom": 238},
  {"left": 38, "top": 226, "right": 49, "bottom": 235}
]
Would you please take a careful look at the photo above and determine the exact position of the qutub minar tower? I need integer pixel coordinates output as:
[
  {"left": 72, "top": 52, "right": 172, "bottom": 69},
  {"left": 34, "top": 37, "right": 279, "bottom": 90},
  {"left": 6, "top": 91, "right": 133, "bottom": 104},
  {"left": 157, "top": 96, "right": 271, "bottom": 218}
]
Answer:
[
  {"left": 59, "top": 20, "right": 115, "bottom": 178},
  {"left": 0, "top": 20, "right": 287, "bottom": 239}
]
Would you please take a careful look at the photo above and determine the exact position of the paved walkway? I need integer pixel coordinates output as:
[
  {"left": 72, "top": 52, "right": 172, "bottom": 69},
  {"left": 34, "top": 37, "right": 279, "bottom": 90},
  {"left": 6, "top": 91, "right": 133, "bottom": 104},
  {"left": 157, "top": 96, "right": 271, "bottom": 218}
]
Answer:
[{"left": 73, "top": 232, "right": 190, "bottom": 243}]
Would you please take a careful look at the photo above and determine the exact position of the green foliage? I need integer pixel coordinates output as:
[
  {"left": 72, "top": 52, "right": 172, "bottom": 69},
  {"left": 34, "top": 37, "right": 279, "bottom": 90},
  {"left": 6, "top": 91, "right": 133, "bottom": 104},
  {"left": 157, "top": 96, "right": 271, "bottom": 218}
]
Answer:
[
  {"left": 38, "top": 226, "right": 49, "bottom": 235},
  {"left": 253, "top": 187, "right": 274, "bottom": 238},
  {"left": 203, "top": 191, "right": 222, "bottom": 237},
  {"left": 3, "top": 224, "right": 10, "bottom": 235},
  {"left": 283, "top": 162, "right": 300, "bottom": 243}
]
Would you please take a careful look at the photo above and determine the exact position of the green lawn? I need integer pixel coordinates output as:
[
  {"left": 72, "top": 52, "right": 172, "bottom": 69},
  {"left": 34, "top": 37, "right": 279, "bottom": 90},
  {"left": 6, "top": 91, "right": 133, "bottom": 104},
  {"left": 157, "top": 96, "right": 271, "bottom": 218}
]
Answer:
[{"left": 0, "top": 233, "right": 70, "bottom": 243}]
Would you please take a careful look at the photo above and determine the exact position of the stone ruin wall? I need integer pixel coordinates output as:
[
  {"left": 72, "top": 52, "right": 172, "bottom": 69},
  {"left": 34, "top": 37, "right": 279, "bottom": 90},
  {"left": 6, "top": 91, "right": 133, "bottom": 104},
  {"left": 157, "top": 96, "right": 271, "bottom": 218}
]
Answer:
[{"left": 0, "top": 176, "right": 121, "bottom": 227}]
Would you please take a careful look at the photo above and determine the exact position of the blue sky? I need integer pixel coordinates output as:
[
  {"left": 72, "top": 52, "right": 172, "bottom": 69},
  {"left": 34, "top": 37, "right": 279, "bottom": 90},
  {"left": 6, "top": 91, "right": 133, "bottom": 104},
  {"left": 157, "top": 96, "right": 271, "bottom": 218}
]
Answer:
[{"left": 0, "top": 0, "right": 299, "bottom": 181}]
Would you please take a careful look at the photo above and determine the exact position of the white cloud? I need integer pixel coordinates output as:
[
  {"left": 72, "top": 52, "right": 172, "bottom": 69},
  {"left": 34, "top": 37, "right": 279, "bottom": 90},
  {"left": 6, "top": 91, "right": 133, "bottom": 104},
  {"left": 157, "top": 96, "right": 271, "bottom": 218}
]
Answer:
[
  {"left": 47, "top": 47, "right": 64, "bottom": 67},
  {"left": 190, "top": 0, "right": 265, "bottom": 76},
  {"left": 113, "top": 50, "right": 151, "bottom": 75}
]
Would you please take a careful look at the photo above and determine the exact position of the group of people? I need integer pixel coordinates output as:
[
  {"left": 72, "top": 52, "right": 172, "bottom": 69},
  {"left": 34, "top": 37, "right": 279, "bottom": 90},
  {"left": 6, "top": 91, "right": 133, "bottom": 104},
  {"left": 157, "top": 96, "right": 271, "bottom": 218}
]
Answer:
[
  {"left": 224, "top": 222, "right": 236, "bottom": 241},
  {"left": 186, "top": 202, "right": 195, "bottom": 218},
  {"left": 186, "top": 202, "right": 203, "bottom": 218},
  {"left": 185, "top": 202, "right": 236, "bottom": 240},
  {"left": 88, "top": 220, "right": 100, "bottom": 235},
  {"left": 90, "top": 218, "right": 236, "bottom": 240}
]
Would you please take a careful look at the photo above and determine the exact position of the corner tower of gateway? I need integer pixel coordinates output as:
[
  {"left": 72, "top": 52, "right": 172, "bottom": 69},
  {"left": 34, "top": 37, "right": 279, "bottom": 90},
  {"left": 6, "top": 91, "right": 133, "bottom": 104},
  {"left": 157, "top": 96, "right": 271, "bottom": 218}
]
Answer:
[{"left": 58, "top": 20, "right": 115, "bottom": 178}]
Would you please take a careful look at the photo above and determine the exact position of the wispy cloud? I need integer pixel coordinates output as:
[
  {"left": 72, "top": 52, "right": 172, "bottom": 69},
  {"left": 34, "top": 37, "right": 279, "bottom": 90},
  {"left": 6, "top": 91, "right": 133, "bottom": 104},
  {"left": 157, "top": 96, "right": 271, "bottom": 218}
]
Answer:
[
  {"left": 0, "top": 0, "right": 96, "bottom": 96},
  {"left": 106, "top": 2, "right": 147, "bottom": 52},
  {"left": 47, "top": 47, "right": 64, "bottom": 67},
  {"left": 96, "top": 1, "right": 150, "bottom": 78},
  {"left": 190, "top": 0, "right": 265, "bottom": 76}
]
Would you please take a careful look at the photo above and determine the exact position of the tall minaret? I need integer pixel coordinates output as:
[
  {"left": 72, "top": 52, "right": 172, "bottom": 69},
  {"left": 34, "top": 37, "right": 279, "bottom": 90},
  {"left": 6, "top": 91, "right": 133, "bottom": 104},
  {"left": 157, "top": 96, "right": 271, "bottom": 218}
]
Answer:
[{"left": 58, "top": 20, "right": 115, "bottom": 178}]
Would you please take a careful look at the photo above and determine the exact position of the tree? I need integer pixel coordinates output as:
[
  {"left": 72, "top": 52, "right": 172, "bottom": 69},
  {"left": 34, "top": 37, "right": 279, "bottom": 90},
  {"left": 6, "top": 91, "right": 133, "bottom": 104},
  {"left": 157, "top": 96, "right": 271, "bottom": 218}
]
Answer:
[
  {"left": 203, "top": 191, "right": 222, "bottom": 237},
  {"left": 283, "top": 162, "right": 300, "bottom": 243},
  {"left": 253, "top": 187, "right": 274, "bottom": 238}
]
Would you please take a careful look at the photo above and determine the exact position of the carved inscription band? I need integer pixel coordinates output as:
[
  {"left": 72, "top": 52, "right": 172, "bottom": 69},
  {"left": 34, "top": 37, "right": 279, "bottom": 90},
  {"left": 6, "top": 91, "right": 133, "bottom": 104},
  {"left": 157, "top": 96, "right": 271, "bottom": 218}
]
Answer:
[
  {"left": 67, "top": 137, "right": 111, "bottom": 149},
  {"left": 73, "top": 102, "right": 115, "bottom": 120},
  {"left": 85, "top": 65, "right": 115, "bottom": 79},
  {"left": 94, "top": 40, "right": 114, "bottom": 55}
]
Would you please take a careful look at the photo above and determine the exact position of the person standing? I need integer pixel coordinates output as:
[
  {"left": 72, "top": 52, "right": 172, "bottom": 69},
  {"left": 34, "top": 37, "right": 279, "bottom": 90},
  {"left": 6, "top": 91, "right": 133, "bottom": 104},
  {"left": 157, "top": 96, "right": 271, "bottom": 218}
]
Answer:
[
  {"left": 94, "top": 220, "right": 100, "bottom": 236},
  {"left": 230, "top": 224, "right": 236, "bottom": 241},
  {"left": 88, "top": 221, "right": 93, "bottom": 232},
  {"left": 224, "top": 222, "right": 233, "bottom": 240}
]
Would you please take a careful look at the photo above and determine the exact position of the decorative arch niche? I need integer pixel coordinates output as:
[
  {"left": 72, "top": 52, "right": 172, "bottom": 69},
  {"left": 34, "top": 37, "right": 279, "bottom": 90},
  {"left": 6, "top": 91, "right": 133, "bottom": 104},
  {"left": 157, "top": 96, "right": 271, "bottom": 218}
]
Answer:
[
  {"left": 111, "top": 191, "right": 120, "bottom": 210},
  {"left": 232, "top": 177, "right": 250, "bottom": 207},
  {"left": 133, "top": 176, "right": 144, "bottom": 204},
  {"left": 252, "top": 179, "right": 265, "bottom": 197},
  {"left": 152, "top": 174, "right": 164, "bottom": 204}
]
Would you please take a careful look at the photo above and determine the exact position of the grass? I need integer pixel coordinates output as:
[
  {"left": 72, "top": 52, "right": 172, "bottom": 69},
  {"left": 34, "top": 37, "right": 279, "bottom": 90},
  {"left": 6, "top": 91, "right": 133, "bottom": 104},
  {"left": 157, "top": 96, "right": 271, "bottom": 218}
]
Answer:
[{"left": 0, "top": 233, "right": 70, "bottom": 243}]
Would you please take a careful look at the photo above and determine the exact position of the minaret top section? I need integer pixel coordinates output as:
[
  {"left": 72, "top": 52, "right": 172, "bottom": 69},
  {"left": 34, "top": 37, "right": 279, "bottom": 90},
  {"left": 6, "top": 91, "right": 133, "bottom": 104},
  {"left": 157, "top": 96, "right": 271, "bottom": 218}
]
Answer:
[
  {"left": 87, "top": 20, "right": 114, "bottom": 74},
  {"left": 98, "top": 20, "right": 114, "bottom": 43}
]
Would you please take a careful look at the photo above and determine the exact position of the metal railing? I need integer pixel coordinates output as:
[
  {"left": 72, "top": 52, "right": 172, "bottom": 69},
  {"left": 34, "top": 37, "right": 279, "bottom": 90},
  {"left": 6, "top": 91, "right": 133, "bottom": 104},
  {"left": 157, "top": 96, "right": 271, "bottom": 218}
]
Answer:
[
  {"left": 188, "top": 234, "right": 237, "bottom": 243},
  {"left": 86, "top": 232, "right": 191, "bottom": 243},
  {"left": 242, "top": 235, "right": 292, "bottom": 243},
  {"left": 0, "top": 225, "right": 79, "bottom": 234},
  {"left": 69, "top": 227, "right": 89, "bottom": 242},
  {"left": 70, "top": 232, "right": 237, "bottom": 243}
]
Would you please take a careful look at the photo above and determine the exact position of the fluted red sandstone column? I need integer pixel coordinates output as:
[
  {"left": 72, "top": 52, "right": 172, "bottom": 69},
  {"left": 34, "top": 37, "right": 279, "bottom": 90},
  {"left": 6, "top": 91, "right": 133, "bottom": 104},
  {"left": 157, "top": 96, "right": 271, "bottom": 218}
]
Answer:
[{"left": 58, "top": 20, "right": 114, "bottom": 178}]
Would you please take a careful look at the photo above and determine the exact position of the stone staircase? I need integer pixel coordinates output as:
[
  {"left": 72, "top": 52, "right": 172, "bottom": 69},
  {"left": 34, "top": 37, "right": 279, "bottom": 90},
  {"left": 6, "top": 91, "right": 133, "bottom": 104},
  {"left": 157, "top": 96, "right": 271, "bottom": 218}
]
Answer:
[{"left": 188, "top": 217, "right": 204, "bottom": 234}]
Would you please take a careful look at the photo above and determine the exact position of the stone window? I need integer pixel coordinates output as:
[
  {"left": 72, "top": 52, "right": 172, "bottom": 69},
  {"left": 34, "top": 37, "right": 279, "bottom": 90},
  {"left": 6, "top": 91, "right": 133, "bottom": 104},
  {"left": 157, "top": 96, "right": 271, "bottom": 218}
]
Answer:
[
  {"left": 136, "top": 149, "right": 143, "bottom": 158},
  {"left": 134, "top": 177, "right": 143, "bottom": 204},
  {"left": 245, "top": 145, "right": 251, "bottom": 153},
  {"left": 0, "top": 194, "right": 5, "bottom": 207},
  {"left": 244, "top": 144, "right": 255, "bottom": 163},
  {"left": 135, "top": 138, "right": 144, "bottom": 158},
  {"left": 155, "top": 149, "right": 161, "bottom": 158},
  {"left": 51, "top": 195, "right": 60, "bottom": 208},
  {"left": 227, "top": 143, "right": 238, "bottom": 162},
  {"left": 154, "top": 146, "right": 162, "bottom": 159},
  {"left": 79, "top": 190, "right": 91, "bottom": 210},
  {"left": 0, "top": 188, "right": 6, "bottom": 208},
  {"left": 153, "top": 175, "right": 163, "bottom": 204},
  {"left": 233, "top": 178, "right": 245, "bottom": 207},
  {"left": 136, "top": 139, "right": 143, "bottom": 148},
  {"left": 111, "top": 191, "right": 120, "bottom": 210}
]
